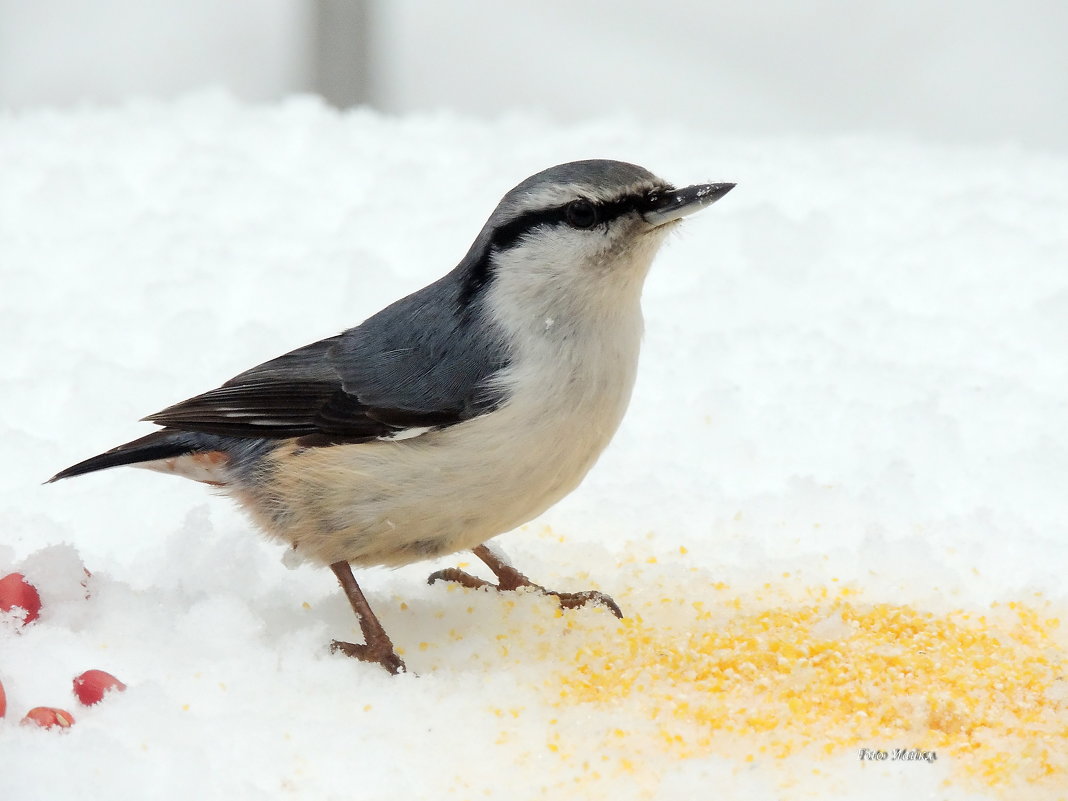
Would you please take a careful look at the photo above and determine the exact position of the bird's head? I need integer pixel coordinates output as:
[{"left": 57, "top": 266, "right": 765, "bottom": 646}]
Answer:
[{"left": 460, "top": 160, "right": 734, "bottom": 330}]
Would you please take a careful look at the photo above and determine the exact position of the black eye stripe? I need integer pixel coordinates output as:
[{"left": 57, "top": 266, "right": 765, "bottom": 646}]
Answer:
[
  {"left": 459, "top": 185, "right": 673, "bottom": 308},
  {"left": 490, "top": 191, "right": 658, "bottom": 251}
]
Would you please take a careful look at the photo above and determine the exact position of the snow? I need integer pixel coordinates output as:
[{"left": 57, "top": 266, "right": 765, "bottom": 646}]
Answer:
[{"left": 1, "top": 93, "right": 1066, "bottom": 800}]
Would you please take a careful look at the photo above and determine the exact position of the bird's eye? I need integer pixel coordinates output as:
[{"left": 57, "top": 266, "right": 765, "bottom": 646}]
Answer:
[{"left": 564, "top": 199, "right": 598, "bottom": 230}]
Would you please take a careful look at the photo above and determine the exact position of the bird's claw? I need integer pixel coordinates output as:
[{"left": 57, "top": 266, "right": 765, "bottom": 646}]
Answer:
[
  {"left": 427, "top": 567, "right": 495, "bottom": 591},
  {"left": 427, "top": 568, "right": 623, "bottom": 618},
  {"left": 330, "top": 639, "right": 407, "bottom": 675},
  {"left": 550, "top": 589, "right": 623, "bottom": 619}
]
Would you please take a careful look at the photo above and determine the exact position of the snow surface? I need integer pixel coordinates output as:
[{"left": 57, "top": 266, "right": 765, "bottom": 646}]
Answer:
[{"left": 1, "top": 93, "right": 1066, "bottom": 800}]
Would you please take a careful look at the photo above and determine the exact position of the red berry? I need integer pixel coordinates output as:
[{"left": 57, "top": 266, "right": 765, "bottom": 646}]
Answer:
[
  {"left": 0, "top": 572, "right": 42, "bottom": 625},
  {"left": 72, "top": 669, "right": 127, "bottom": 706},
  {"left": 0, "top": 677, "right": 6, "bottom": 718},
  {"left": 22, "top": 707, "right": 75, "bottom": 729}
]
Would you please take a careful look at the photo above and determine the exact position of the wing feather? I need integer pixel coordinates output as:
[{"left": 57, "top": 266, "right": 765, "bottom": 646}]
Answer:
[{"left": 143, "top": 274, "right": 511, "bottom": 443}]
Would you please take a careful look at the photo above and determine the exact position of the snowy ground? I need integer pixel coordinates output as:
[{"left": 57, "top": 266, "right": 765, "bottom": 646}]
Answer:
[{"left": 1, "top": 94, "right": 1066, "bottom": 800}]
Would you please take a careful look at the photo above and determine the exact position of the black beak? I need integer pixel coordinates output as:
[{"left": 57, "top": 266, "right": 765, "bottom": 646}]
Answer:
[{"left": 641, "top": 182, "right": 736, "bottom": 227}]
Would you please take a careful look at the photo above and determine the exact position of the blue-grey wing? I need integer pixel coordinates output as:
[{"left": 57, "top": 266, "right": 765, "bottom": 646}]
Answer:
[{"left": 144, "top": 275, "right": 510, "bottom": 442}]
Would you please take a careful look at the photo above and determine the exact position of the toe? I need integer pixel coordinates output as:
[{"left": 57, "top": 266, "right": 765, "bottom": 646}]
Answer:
[
  {"left": 330, "top": 639, "right": 407, "bottom": 675},
  {"left": 555, "top": 590, "right": 624, "bottom": 619},
  {"left": 426, "top": 568, "right": 494, "bottom": 590}
]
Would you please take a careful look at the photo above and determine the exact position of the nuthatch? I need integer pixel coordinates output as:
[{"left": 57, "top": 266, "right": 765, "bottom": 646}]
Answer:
[{"left": 51, "top": 160, "right": 734, "bottom": 674}]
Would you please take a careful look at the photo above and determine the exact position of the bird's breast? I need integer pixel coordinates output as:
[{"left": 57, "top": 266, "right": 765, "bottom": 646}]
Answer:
[{"left": 242, "top": 310, "right": 645, "bottom": 568}]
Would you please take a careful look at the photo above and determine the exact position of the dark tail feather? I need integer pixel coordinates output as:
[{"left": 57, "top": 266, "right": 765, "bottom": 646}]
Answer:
[{"left": 48, "top": 431, "right": 202, "bottom": 483}]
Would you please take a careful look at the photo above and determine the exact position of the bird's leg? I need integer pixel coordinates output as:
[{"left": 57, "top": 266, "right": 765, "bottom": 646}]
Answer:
[
  {"left": 329, "top": 561, "right": 406, "bottom": 675},
  {"left": 427, "top": 542, "right": 623, "bottom": 618}
]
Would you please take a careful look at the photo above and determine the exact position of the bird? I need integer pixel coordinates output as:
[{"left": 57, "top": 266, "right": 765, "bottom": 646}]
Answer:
[{"left": 49, "top": 159, "right": 734, "bottom": 674}]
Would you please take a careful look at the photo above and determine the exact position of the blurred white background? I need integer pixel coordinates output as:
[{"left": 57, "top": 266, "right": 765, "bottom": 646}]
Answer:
[{"left": 1, "top": 0, "right": 1066, "bottom": 151}]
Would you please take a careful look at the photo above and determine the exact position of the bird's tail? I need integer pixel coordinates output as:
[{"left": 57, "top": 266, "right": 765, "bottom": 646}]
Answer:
[{"left": 47, "top": 430, "right": 210, "bottom": 483}]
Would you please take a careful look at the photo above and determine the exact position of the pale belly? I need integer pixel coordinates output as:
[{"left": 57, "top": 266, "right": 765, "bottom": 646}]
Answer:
[{"left": 234, "top": 387, "right": 632, "bottom": 567}]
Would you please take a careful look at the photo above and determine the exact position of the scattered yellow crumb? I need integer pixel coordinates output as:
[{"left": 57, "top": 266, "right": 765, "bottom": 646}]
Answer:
[{"left": 551, "top": 586, "right": 1065, "bottom": 797}]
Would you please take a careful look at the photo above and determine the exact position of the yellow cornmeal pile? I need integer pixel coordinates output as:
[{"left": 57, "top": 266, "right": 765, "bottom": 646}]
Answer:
[{"left": 552, "top": 583, "right": 1066, "bottom": 795}]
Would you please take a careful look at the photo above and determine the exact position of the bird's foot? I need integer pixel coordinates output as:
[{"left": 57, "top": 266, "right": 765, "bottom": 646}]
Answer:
[
  {"left": 328, "top": 560, "right": 407, "bottom": 675},
  {"left": 330, "top": 639, "right": 407, "bottom": 675},
  {"left": 427, "top": 564, "right": 623, "bottom": 619}
]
